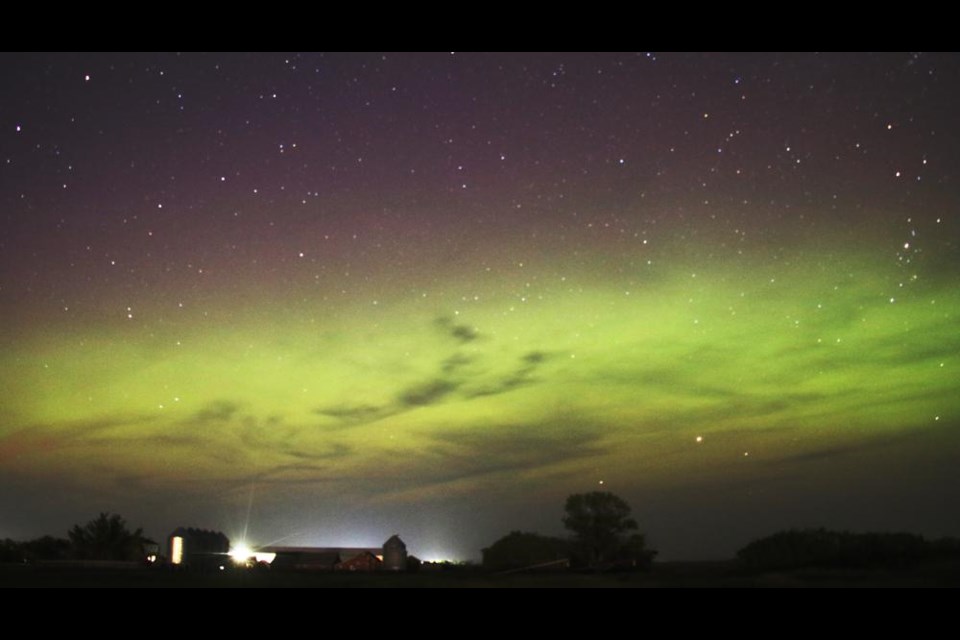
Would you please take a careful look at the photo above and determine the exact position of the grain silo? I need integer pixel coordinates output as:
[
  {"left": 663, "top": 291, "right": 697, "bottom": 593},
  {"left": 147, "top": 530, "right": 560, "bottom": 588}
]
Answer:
[{"left": 382, "top": 534, "right": 407, "bottom": 571}]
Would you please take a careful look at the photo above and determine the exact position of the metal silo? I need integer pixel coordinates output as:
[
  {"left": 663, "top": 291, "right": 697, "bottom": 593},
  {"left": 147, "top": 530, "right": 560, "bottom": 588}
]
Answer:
[{"left": 382, "top": 534, "right": 407, "bottom": 571}]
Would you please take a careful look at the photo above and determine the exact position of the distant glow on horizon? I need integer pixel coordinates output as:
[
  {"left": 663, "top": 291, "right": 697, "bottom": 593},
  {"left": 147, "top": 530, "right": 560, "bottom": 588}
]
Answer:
[{"left": 419, "top": 553, "right": 462, "bottom": 564}]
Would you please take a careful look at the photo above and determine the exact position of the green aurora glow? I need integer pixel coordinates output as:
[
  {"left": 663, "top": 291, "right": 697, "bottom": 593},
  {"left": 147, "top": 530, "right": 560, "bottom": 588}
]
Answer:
[{"left": 3, "top": 217, "right": 957, "bottom": 557}]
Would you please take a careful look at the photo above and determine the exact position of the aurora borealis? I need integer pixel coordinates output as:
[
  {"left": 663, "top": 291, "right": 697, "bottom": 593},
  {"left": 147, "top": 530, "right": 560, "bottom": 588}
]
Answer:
[{"left": 2, "top": 52, "right": 959, "bottom": 560}]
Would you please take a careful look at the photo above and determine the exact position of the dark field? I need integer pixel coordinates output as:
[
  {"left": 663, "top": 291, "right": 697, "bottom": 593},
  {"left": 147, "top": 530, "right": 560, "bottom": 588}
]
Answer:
[{"left": 3, "top": 560, "right": 959, "bottom": 588}]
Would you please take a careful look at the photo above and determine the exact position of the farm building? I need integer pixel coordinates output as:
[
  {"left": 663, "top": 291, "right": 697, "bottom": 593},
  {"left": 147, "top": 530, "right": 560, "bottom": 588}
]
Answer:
[
  {"left": 168, "top": 527, "right": 230, "bottom": 570},
  {"left": 260, "top": 535, "right": 407, "bottom": 572},
  {"left": 383, "top": 534, "right": 407, "bottom": 571},
  {"left": 336, "top": 551, "right": 382, "bottom": 571}
]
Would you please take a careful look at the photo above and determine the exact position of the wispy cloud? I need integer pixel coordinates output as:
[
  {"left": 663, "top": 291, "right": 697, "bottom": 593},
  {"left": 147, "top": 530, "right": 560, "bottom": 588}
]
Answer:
[
  {"left": 397, "top": 378, "right": 460, "bottom": 407},
  {"left": 435, "top": 315, "right": 480, "bottom": 343}
]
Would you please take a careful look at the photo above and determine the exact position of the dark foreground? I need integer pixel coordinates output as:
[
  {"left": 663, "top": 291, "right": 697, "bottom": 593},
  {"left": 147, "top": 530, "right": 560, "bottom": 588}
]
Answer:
[{"left": 3, "top": 560, "right": 959, "bottom": 587}]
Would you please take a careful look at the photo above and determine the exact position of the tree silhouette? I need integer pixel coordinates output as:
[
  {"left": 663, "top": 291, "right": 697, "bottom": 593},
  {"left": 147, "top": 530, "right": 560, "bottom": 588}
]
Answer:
[
  {"left": 68, "top": 512, "right": 146, "bottom": 561},
  {"left": 563, "top": 491, "right": 640, "bottom": 567}
]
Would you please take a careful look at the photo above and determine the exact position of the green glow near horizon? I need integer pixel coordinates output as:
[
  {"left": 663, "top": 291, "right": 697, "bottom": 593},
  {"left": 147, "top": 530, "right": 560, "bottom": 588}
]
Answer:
[{"left": 1, "top": 223, "right": 957, "bottom": 513}]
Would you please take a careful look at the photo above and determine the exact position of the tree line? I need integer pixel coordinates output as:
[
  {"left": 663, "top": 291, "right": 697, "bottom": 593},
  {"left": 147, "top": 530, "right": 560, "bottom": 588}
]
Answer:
[
  {"left": 1, "top": 513, "right": 149, "bottom": 563},
  {"left": 481, "top": 492, "right": 960, "bottom": 574},
  {"left": 736, "top": 528, "right": 960, "bottom": 571}
]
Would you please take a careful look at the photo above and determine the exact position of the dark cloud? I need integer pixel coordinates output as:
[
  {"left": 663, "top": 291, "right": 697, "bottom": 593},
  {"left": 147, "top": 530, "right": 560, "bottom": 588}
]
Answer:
[
  {"left": 318, "top": 339, "right": 554, "bottom": 423},
  {"left": 465, "top": 350, "right": 553, "bottom": 398},
  {"left": 441, "top": 353, "right": 475, "bottom": 374},
  {"left": 111, "top": 473, "right": 150, "bottom": 491},
  {"left": 0, "top": 416, "right": 159, "bottom": 461},
  {"left": 409, "top": 422, "right": 608, "bottom": 486},
  {"left": 465, "top": 376, "right": 529, "bottom": 398},
  {"left": 160, "top": 405, "right": 360, "bottom": 469},
  {"left": 808, "top": 344, "right": 955, "bottom": 373},
  {"left": 821, "top": 384, "right": 956, "bottom": 419},
  {"left": 853, "top": 327, "right": 959, "bottom": 367},
  {"left": 451, "top": 325, "right": 478, "bottom": 343},
  {"left": 250, "top": 464, "right": 343, "bottom": 486},
  {"left": 662, "top": 391, "right": 831, "bottom": 425},
  {"left": 522, "top": 351, "right": 548, "bottom": 365},
  {"left": 136, "top": 434, "right": 204, "bottom": 447},
  {"left": 398, "top": 378, "right": 460, "bottom": 407},
  {"left": 276, "top": 442, "right": 353, "bottom": 462},
  {"left": 770, "top": 423, "right": 956, "bottom": 466},
  {"left": 316, "top": 404, "right": 387, "bottom": 422},
  {"left": 435, "top": 425, "right": 603, "bottom": 464},
  {"left": 435, "top": 315, "right": 479, "bottom": 343},
  {"left": 775, "top": 443, "right": 873, "bottom": 464},
  {"left": 190, "top": 401, "right": 241, "bottom": 424}
]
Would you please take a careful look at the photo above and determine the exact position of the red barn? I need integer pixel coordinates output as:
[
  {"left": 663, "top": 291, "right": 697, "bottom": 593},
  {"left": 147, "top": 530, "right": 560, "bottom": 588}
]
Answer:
[{"left": 335, "top": 551, "right": 382, "bottom": 572}]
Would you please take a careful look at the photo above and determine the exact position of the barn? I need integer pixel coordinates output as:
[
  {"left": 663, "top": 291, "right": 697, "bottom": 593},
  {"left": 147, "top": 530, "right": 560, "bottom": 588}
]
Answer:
[
  {"left": 168, "top": 527, "right": 230, "bottom": 570},
  {"left": 261, "top": 535, "right": 407, "bottom": 572}
]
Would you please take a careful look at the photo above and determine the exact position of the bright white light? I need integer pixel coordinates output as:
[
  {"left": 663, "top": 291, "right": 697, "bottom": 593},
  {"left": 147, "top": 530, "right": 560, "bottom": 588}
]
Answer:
[
  {"left": 171, "top": 536, "right": 183, "bottom": 565},
  {"left": 228, "top": 543, "right": 276, "bottom": 565},
  {"left": 229, "top": 543, "right": 253, "bottom": 563}
]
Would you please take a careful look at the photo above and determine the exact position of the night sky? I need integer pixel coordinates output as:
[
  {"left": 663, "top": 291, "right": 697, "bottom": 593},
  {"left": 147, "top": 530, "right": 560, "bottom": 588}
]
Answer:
[{"left": 2, "top": 52, "right": 959, "bottom": 561}]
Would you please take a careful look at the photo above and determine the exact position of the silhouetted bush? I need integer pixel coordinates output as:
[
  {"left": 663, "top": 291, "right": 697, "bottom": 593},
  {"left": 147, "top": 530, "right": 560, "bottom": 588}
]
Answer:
[{"left": 610, "top": 533, "right": 658, "bottom": 571}]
